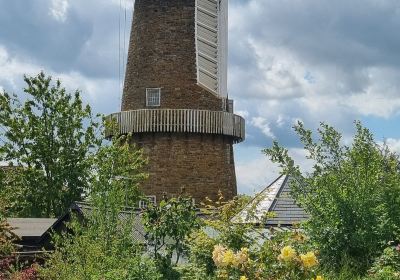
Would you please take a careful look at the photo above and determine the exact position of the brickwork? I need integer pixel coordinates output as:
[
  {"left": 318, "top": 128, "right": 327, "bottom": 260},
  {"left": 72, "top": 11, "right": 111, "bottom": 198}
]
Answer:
[
  {"left": 118, "top": 0, "right": 240, "bottom": 203},
  {"left": 131, "top": 133, "right": 237, "bottom": 203},
  {"left": 122, "top": 0, "right": 223, "bottom": 112}
]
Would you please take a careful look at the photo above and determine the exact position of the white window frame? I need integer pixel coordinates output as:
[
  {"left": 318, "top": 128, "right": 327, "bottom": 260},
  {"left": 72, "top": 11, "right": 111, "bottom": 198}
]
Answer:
[
  {"left": 146, "top": 88, "right": 161, "bottom": 107},
  {"left": 139, "top": 195, "right": 157, "bottom": 208}
]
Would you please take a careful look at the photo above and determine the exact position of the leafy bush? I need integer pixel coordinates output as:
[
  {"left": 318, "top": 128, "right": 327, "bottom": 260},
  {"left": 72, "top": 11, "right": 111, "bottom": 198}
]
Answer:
[
  {"left": 39, "top": 133, "right": 161, "bottom": 280},
  {"left": 366, "top": 245, "right": 400, "bottom": 279},
  {"left": 0, "top": 200, "right": 16, "bottom": 257},
  {"left": 176, "top": 264, "right": 213, "bottom": 280},
  {"left": 210, "top": 236, "right": 323, "bottom": 279},
  {"left": 265, "top": 121, "right": 400, "bottom": 271},
  {"left": 188, "top": 197, "right": 324, "bottom": 280}
]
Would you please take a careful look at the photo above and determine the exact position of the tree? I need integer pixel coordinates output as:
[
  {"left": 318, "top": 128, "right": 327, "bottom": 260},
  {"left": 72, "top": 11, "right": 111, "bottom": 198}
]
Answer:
[
  {"left": 264, "top": 121, "right": 400, "bottom": 271},
  {"left": 142, "top": 196, "right": 200, "bottom": 279},
  {"left": 40, "top": 134, "right": 161, "bottom": 280},
  {"left": 0, "top": 72, "right": 100, "bottom": 218}
]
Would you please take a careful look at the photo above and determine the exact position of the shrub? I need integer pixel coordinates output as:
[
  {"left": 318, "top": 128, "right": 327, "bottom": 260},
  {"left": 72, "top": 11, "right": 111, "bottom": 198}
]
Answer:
[
  {"left": 366, "top": 244, "right": 400, "bottom": 280},
  {"left": 264, "top": 121, "right": 400, "bottom": 271}
]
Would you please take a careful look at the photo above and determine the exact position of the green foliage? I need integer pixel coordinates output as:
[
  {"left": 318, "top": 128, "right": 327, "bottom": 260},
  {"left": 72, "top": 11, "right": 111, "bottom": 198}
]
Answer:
[
  {"left": 40, "top": 134, "right": 160, "bottom": 280},
  {"left": 204, "top": 195, "right": 254, "bottom": 251},
  {"left": 187, "top": 196, "right": 257, "bottom": 278},
  {"left": 188, "top": 230, "right": 218, "bottom": 275},
  {"left": 366, "top": 245, "right": 400, "bottom": 279},
  {"left": 41, "top": 220, "right": 160, "bottom": 280},
  {"left": 0, "top": 199, "right": 16, "bottom": 257},
  {"left": 176, "top": 264, "right": 214, "bottom": 280},
  {"left": 264, "top": 121, "right": 400, "bottom": 271},
  {"left": 142, "top": 196, "right": 200, "bottom": 279},
  {"left": 257, "top": 231, "right": 321, "bottom": 280},
  {"left": 0, "top": 72, "right": 100, "bottom": 218}
]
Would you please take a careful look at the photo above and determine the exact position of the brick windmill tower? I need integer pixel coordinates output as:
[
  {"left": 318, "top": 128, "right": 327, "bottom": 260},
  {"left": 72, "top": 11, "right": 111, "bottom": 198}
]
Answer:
[{"left": 108, "top": 0, "right": 245, "bottom": 204}]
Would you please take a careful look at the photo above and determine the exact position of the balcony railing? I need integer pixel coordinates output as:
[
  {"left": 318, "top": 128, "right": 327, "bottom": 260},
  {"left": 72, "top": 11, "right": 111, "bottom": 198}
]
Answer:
[{"left": 106, "top": 109, "right": 245, "bottom": 143}]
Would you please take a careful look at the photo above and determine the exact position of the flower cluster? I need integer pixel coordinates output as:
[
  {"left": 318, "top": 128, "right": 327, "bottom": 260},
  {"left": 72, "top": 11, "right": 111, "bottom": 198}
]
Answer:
[
  {"left": 212, "top": 245, "right": 250, "bottom": 268},
  {"left": 278, "top": 246, "right": 296, "bottom": 262},
  {"left": 278, "top": 246, "right": 318, "bottom": 269},
  {"left": 300, "top": 252, "right": 318, "bottom": 268}
]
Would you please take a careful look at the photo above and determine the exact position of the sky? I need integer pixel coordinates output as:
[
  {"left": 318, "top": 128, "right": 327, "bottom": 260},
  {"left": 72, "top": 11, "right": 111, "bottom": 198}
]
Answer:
[{"left": 1, "top": 0, "right": 400, "bottom": 194}]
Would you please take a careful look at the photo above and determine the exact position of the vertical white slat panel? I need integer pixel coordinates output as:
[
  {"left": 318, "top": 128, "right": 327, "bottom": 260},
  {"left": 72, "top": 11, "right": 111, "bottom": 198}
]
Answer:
[
  {"left": 173, "top": 109, "right": 176, "bottom": 132},
  {"left": 141, "top": 110, "right": 144, "bottom": 133},
  {"left": 184, "top": 110, "right": 188, "bottom": 132},
  {"left": 122, "top": 112, "right": 125, "bottom": 134},
  {"left": 126, "top": 111, "right": 129, "bottom": 133},
  {"left": 150, "top": 110, "right": 154, "bottom": 132},
  {"left": 206, "top": 111, "right": 209, "bottom": 133},
  {"left": 138, "top": 110, "right": 141, "bottom": 133},
  {"left": 208, "top": 111, "right": 212, "bottom": 133},
  {"left": 178, "top": 110, "right": 181, "bottom": 132},
  {"left": 167, "top": 109, "right": 170, "bottom": 132},
  {"left": 182, "top": 110, "right": 185, "bottom": 132},
  {"left": 179, "top": 110, "right": 181, "bottom": 132},
  {"left": 145, "top": 110, "right": 148, "bottom": 132},
  {"left": 190, "top": 110, "right": 193, "bottom": 132},
  {"left": 121, "top": 112, "right": 125, "bottom": 134},
  {"left": 162, "top": 110, "right": 167, "bottom": 132},
  {"left": 155, "top": 110, "right": 158, "bottom": 132},
  {"left": 196, "top": 110, "right": 199, "bottom": 133},
  {"left": 161, "top": 110, "right": 164, "bottom": 132},
  {"left": 213, "top": 111, "right": 216, "bottom": 134}
]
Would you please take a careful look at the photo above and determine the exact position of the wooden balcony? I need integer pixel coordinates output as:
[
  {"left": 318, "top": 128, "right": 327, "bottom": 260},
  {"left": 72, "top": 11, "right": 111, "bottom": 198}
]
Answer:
[{"left": 106, "top": 109, "right": 245, "bottom": 143}]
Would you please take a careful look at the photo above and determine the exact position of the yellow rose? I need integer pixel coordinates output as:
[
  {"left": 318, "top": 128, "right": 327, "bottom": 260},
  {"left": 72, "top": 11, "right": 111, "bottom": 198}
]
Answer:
[
  {"left": 315, "top": 276, "right": 324, "bottom": 280},
  {"left": 240, "top": 276, "right": 248, "bottom": 280},
  {"left": 212, "top": 244, "right": 226, "bottom": 267},
  {"left": 278, "top": 246, "right": 296, "bottom": 262},
  {"left": 300, "top": 251, "right": 318, "bottom": 268},
  {"left": 222, "top": 249, "right": 236, "bottom": 267},
  {"left": 235, "top": 247, "right": 250, "bottom": 266}
]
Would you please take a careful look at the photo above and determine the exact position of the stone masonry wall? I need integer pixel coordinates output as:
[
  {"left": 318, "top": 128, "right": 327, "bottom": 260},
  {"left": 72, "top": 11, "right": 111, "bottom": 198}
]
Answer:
[
  {"left": 122, "top": 0, "right": 224, "bottom": 112},
  {"left": 131, "top": 133, "right": 237, "bottom": 204}
]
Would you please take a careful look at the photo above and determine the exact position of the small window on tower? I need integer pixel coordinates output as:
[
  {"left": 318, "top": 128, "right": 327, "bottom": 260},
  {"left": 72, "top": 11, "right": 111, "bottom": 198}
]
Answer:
[{"left": 146, "top": 88, "right": 161, "bottom": 107}]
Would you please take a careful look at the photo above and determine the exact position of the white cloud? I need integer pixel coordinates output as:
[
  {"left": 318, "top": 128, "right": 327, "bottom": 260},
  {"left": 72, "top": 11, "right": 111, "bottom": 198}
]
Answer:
[
  {"left": 49, "top": 0, "right": 69, "bottom": 22},
  {"left": 236, "top": 152, "right": 280, "bottom": 195},
  {"left": 0, "top": 45, "right": 120, "bottom": 114},
  {"left": 236, "top": 110, "right": 249, "bottom": 119},
  {"left": 0, "top": 46, "right": 42, "bottom": 90},
  {"left": 385, "top": 138, "right": 400, "bottom": 154},
  {"left": 236, "top": 146, "right": 314, "bottom": 195},
  {"left": 251, "top": 117, "right": 276, "bottom": 139},
  {"left": 228, "top": 0, "right": 400, "bottom": 147}
]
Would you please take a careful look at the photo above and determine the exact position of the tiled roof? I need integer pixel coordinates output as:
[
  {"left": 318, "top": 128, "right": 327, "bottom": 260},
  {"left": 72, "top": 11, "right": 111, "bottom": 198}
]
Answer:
[{"left": 233, "top": 175, "right": 309, "bottom": 226}]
